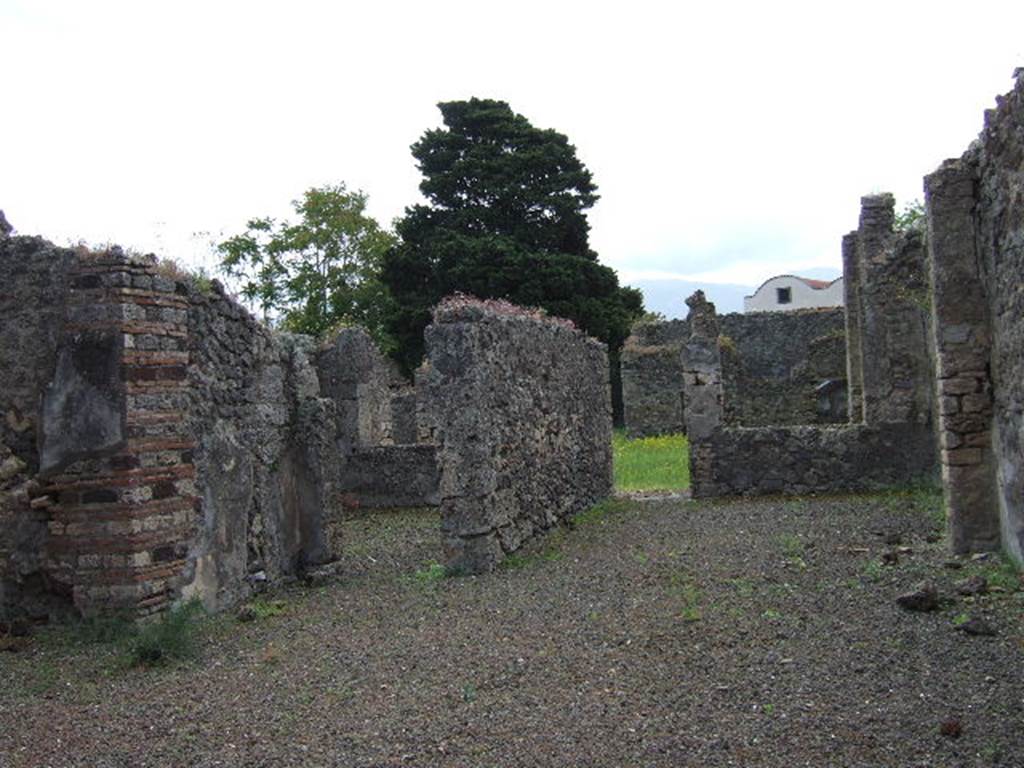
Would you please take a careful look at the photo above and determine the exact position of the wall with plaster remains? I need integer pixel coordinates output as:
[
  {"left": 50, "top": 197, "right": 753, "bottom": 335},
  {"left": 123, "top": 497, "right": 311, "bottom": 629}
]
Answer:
[
  {"left": 422, "top": 297, "right": 612, "bottom": 574},
  {"left": 0, "top": 238, "right": 424, "bottom": 619},
  {"left": 0, "top": 239, "right": 346, "bottom": 618},
  {"left": 925, "top": 71, "right": 1024, "bottom": 562},
  {"left": 1, "top": 232, "right": 610, "bottom": 617}
]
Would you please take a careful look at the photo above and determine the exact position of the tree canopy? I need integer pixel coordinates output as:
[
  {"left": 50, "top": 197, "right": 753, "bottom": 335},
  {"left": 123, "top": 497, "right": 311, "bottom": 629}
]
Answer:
[
  {"left": 382, "top": 98, "right": 643, "bottom": 373},
  {"left": 217, "top": 183, "right": 397, "bottom": 346}
]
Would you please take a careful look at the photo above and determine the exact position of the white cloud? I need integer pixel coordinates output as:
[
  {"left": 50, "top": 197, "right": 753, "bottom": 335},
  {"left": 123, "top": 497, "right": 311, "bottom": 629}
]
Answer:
[{"left": 1, "top": 0, "right": 1021, "bottom": 291}]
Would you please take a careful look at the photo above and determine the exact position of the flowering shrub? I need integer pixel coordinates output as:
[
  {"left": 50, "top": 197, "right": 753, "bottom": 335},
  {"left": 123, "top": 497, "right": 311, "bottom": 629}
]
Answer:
[{"left": 433, "top": 292, "right": 578, "bottom": 331}]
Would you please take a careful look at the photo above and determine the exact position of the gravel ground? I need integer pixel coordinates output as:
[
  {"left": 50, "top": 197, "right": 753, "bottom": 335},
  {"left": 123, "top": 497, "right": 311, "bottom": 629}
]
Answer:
[{"left": 1, "top": 490, "right": 1022, "bottom": 768}]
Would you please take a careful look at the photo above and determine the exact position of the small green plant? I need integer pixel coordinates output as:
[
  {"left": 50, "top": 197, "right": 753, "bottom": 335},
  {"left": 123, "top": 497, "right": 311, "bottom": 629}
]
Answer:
[
  {"left": 981, "top": 742, "right": 1003, "bottom": 763},
  {"left": 502, "top": 547, "right": 563, "bottom": 571},
  {"left": 727, "top": 577, "right": 756, "bottom": 597},
  {"left": 573, "top": 497, "right": 632, "bottom": 527},
  {"left": 762, "top": 609, "right": 782, "bottom": 621},
  {"left": 130, "top": 599, "right": 205, "bottom": 667},
  {"left": 247, "top": 598, "right": 287, "bottom": 619},
  {"left": 881, "top": 483, "right": 945, "bottom": 533},
  {"left": 190, "top": 266, "right": 214, "bottom": 296},
  {"left": 952, "top": 613, "right": 970, "bottom": 627},
  {"left": 462, "top": 683, "right": 477, "bottom": 703},
  {"left": 762, "top": 703, "right": 776, "bottom": 715},
  {"left": 666, "top": 570, "right": 703, "bottom": 622},
  {"left": 779, "top": 534, "right": 803, "bottom": 558},
  {"left": 988, "top": 557, "right": 1022, "bottom": 591},
  {"left": 67, "top": 609, "right": 137, "bottom": 645},
  {"left": 413, "top": 562, "right": 449, "bottom": 583},
  {"left": 862, "top": 559, "right": 884, "bottom": 582},
  {"left": 778, "top": 534, "right": 808, "bottom": 570}
]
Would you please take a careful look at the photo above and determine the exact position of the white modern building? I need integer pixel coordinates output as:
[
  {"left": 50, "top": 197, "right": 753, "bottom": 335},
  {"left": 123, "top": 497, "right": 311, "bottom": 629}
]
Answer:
[{"left": 743, "top": 275, "right": 844, "bottom": 313}]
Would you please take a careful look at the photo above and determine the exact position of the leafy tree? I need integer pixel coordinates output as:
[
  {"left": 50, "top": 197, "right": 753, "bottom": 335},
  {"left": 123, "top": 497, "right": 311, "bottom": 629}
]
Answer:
[
  {"left": 217, "top": 184, "right": 397, "bottom": 346},
  {"left": 382, "top": 98, "right": 643, "bottom": 374},
  {"left": 894, "top": 198, "right": 926, "bottom": 233}
]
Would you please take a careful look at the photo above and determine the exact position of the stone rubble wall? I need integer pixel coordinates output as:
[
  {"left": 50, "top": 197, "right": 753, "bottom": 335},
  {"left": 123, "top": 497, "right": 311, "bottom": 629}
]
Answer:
[
  {"left": 719, "top": 309, "right": 847, "bottom": 427},
  {"left": 680, "top": 293, "right": 724, "bottom": 495},
  {"left": 0, "top": 238, "right": 346, "bottom": 618},
  {"left": 334, "top": 445, "right": 439, "bottom": 509},
  {"left": 684, "top": 265, "right": 936, "bottom": 498},
  {"left": 852, "top": 196, "right": 936, "bottom": 427},
  {"left": 316, "top": 328, "right": 396, "bottom": 450},
  {"left": 1, "top": 234, "right": 446, "bottom": 620},
  {"left": 0, "top": 244, "right": 206, "bottom": 616},
  {"left": 842, "top": 232, "right": 865, "bottom": 421},
  {"left": 315, "top": 328, "right": 439, "bottom": 510},
  {"left": 622, "top": 308, "right": 846, "bottom": 437},
  {"left": 181, "top": 281, "right": 337, "bottom": 611},
  {"left": 621, "top": 339, "right": 685, "bottom": 437},
  {"left": 389, "top": 387, "right": 419, "bottom": 445},
  {"left": 423, "top": 297, "right": 612, "bottom": 574},
  {"left": 697, "top": 423, "right": 937, "bottom": 497},
  {"left": 975, "top": 74, "right": 1024, "bottom": 564},
  {"left": 925, "top": 71, "right": 1024, "bottom": 562},
  {"left": 0, "top": 236, "right": 77, "bottom": 620}
]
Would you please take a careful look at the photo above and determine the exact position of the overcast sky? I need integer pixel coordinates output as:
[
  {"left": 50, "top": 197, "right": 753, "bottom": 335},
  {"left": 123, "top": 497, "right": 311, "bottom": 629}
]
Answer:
[{"left": 2, "top": 0, "right": 1022, "bottom": 302}]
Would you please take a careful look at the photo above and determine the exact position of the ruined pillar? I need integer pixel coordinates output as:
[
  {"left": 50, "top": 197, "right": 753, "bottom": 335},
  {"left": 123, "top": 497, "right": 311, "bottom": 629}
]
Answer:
[
  {"left": 924, "top": 159, "right": 1000, "bottom": 553},
  {"left": 681, "top": 291, "right": 723, "bottom": 497},
  {"left": 841, "top": 231, "right": 864, "bottom": 422},
  {"left": 41, "top": 251, "right": 198, "bottom": 615},
  {"left": 856, "top": 194, "right": 935, "bottom": 427}
]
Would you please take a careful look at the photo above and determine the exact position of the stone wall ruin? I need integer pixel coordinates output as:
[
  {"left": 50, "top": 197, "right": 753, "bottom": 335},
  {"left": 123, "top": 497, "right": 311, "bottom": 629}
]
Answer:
[
  {"left": 682, "top": 190, "right": 942, "bottom": 499},
  {"left": 925, "top": 70, "right": 1024, "bottom": 562},
  {"left": 1, "top": 236, "right": 613, "bottom": 619},
  {"left": 0, "top": 240, "right": 348, "bottom": 617},
  {"left": 422, "top": 296, "right": 613, "bottom": 574},
  {"left": 621, "top": 308, "right": 847, "bottom": 437}
]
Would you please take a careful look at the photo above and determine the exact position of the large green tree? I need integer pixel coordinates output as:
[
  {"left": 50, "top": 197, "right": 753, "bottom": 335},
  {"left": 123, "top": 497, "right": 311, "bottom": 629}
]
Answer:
[
  {"left": 217, "top": 183, "right": 397, "bottom": 346},
  {"left": 382, "top": 98, "right": 643, "bottom": 374}
]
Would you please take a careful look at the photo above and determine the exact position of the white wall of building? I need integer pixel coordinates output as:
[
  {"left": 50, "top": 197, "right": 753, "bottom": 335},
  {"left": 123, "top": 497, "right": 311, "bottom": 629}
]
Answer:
[{"left": 743, "top": 276, "right": 844, "bottom": 313}]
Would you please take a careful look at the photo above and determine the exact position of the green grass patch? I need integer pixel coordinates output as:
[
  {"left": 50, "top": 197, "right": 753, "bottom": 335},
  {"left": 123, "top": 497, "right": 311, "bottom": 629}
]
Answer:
[
  {"left": 37, "top": 599, "right": 207, "bottom": 668},
  {"left": 502, "top": 545, "right": 564, "bottom": 571},
  {"left": 663, "top": 568, "right": 703, "bottom": 622},
  {"left": 963, "top": 553, "right": 1023, "bottom": 592},
  {"left": 612, "top": 431, "right": 689, "bottom": 491},
  {"left": 879, "top": 482, "right": 946, "bottom": 533},
  {"left": 129, "top": 599, "right": 206, "bottom": 667},
  {"left": 246, "top": 598, "right": 287, "bottom": 619},
  {"left": 413, "top": 561, "right": 449, "bottom": 583},
  {"left": 573, "top": 497, "right": 633, "bottom": 527}
]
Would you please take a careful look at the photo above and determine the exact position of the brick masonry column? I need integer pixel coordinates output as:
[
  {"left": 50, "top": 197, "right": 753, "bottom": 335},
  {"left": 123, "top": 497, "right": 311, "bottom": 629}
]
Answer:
[
  {"left": 681, "top": 291, "right": 723, "bottom": 498},
  {"left": 841, "top": 231, "right": 864, "bottom": 422},
  {"left": 925, "top": 160, "right": 1001, "bottom": 553},
  {"left": 41, "top": 251, "right": 198, "bottom": 615}
]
